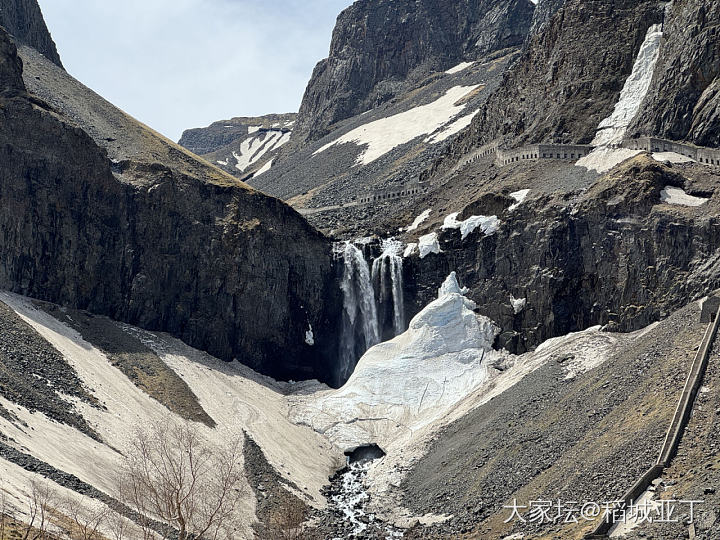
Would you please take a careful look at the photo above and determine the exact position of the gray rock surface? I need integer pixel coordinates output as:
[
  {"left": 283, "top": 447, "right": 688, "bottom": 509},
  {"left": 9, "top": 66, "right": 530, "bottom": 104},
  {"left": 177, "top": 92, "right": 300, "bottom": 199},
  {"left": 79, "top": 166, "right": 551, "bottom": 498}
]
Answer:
[
  {"left": 0, "top": 0, "right": 62, "bottom": 67},
  {"left": 293, "top": 0, "right": 535, "bottom": 143},
  {"left": 0, "top": 29, "right": 343, "bottom": 385}
]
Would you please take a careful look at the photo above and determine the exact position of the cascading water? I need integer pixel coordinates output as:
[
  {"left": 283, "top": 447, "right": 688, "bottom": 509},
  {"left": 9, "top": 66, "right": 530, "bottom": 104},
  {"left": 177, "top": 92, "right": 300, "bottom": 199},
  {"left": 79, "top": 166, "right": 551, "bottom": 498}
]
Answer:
[
  {"left": 338, "top": 241, "right": 381, "bottom": 385},
  {"left": 371, "top": 238, "right": 406, "bottom": 339}
]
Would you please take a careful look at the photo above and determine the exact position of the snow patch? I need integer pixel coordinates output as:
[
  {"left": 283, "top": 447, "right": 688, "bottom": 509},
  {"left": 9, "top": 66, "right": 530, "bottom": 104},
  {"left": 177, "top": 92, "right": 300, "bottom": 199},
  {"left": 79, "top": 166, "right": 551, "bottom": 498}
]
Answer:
[
  {"left": 418, "top": 232, "right": 441, "bottom": 258},
  {"left": 508, "top": 189, "right": 530, "bottom": 211},
  {"left": 248, "top": 125, "right": 261, "bottom": 134},
  {"left": 403, "top": 242, "right": 418, "bottom": 257},
  {"left": 313, "top": 85, "right": 480, "bottom": 165},
  {"left": 305, "top": 324, "right": 315, "bottom": 346},
  {"left": 445, "top": 61, "right": 475, "bottom": 74},
  {"left": 425, "top": 110, "right": 479, "bottom": 143},
  {"left": 406, "top": 208, "right": 431, "bottom": 231},
  {"left": 510, "top": 295, "right": 526, "bottom": 314},
  {"left": 591, "top": 24, "right": 663, "bottom": 147},
  {"left": 442, "top": 212, "right": 500, "bottom": 239},
  {"left": 660, "top": 186, "right": 708, "bottom": 206},
  {"left": 255, "top": 159, "right": 273, "bottom": 176},
  {"left": 576, "top": 147, "right": 642, "bottom": 173},
  {"left": 652, "top": 152, "right": 695, "bottom": 164}
]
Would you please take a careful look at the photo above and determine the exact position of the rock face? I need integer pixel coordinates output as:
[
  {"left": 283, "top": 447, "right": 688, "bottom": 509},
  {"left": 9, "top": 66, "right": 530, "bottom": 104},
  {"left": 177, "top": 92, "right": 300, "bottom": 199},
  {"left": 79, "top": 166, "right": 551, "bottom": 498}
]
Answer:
[
  {"left": 630, "top": 0, "right": 720, "bottom": 147},
  {"left": 528, "top": 0, "right": 566, "bottom": 35},
  {"left": 404, "top": 157, "right": 720, "bottom": 355},
  {"left": 449, "top": 0, "right": 663, "bottom": 151},
  {"left": 179, "top": 113, "right": 296, "bottom": 156},
  {"left": 0, "top": 0, "right": 62, "bottom": 67},
  {"left": 293, "top": 0, "right": 535, "bottom": 142},
  {"left": 0, "top": 29, "right": 342, "bottom": 385}
]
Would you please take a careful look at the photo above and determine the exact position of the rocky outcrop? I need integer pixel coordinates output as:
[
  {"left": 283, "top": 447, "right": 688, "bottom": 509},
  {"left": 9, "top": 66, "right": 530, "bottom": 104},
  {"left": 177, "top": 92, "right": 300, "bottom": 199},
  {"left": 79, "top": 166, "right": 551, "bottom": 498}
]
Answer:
[
  {"left": 405, "top": 157, "right": 720, "bottom": 354},
  {"left": 528, "top": 0, "right": 566, "bottom": 36},
  {"left": 0, "top": 29, "right": 342, "bottom": 385},
  {"left": 629, "top": 0, "right": 720, "bottom": 147},
  {"left": 0, "top": 0, "right": 62, "bottom": 67},
  {"left": 448, "top": 0, "right": 663, "bottom": 153},
  {"left": 178, "top": 113, "right": 296, "bottom": 156},
  {"left": 294, "top": 0, "right": 535, "bottom": 143}
]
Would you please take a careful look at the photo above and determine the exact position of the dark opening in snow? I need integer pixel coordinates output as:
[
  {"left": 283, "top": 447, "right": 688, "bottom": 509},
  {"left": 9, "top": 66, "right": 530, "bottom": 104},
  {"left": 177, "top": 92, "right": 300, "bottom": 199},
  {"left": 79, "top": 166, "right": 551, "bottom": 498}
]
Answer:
[{"left": 345, "top": 444, "right": 386, "bottom": 463}]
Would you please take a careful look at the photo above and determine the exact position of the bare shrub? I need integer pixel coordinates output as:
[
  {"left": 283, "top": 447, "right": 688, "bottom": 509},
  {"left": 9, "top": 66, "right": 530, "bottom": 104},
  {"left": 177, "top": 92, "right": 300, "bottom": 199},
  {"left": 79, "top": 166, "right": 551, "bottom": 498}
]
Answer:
[
  {"left": 23, "top": 479, "right": 57, "bottom": 540},
  {"left": 118, "top": 417, "right": 245, "bottom": 540},
  {"left": 266, "top": 498, "right": 307, "bottom": 540}
]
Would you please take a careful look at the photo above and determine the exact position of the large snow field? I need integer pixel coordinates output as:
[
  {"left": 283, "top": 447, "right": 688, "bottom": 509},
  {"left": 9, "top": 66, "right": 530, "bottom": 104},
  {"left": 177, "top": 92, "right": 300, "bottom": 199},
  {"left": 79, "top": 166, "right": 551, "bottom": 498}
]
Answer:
[{"left": 313, "top": 85, "right": 480, "bottom": 165}]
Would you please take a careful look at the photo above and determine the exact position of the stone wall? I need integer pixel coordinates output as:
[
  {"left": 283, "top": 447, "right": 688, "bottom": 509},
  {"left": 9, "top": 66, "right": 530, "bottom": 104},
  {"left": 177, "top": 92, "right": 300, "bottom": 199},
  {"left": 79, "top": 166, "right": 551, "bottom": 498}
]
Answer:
[{"left": 624, "top": 137, "right": 720, "bottom": 166}]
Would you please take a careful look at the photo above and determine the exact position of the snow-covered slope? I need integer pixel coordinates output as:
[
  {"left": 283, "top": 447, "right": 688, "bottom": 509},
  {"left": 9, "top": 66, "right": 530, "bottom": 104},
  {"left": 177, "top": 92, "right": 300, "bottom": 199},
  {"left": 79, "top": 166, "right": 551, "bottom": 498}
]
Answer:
[{"left": 0, "top": 292, "right": 340, "bottom": 539}]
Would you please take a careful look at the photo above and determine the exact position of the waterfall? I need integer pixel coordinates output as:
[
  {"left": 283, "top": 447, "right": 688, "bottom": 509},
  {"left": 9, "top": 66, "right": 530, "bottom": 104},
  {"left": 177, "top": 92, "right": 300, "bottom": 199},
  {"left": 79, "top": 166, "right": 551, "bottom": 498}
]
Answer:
[
  {"left": 371, "top": 238, "right": 405, "bottom": 338},
  {"left": 338, "top": 241, "right": 380, "bottom": 384}
]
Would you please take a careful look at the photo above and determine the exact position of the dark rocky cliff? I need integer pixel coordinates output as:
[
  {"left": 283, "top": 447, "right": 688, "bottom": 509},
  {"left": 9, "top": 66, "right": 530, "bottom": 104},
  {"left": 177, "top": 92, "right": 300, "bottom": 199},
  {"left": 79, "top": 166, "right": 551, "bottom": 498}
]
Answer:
[
  {"left": 293, "top": 0, "right": 535, "bottom": 143},
  {"left": 448, "top": 0, "right": 663, "bottom": 152},
  {"left": 0, "top": 29, "right": 342, "bottom": 385},
  {"left": 0, "top": 0, "right": 62, "bottom": 67},
  {"left": 629, "top": 0, "right": 720, "bottom": 147},
  {"left": 404, "top": 156, "right": 720, "bottom": 355}
]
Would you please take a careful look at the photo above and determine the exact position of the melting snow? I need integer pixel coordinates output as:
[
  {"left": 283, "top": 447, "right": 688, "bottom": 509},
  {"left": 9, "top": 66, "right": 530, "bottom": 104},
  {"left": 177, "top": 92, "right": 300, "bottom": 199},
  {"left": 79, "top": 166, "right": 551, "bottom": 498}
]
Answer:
[
  {"left": 591, "top": 24, "right": 663, "bottom": 147},
  {"left": 442, "top": 212, "right": 500, "bottom": 239},
  {"left": 652, "top": 152, "right": 695, "bottom": 164},
  {"left": 406, "top": 209, "right": 431, "bottom": 231},
  {"left": 305, "top": 324, "right": 315, "bottom": 346},
  {"left": 418, "top": 232, "right": 441, "bottom": 258},
  {"left": 659, "top": 186, "right": 708, "bottom": 206},
  {"left": 291, "top": 272, "right": 501, "bottom": 450},
  {"left": 248, "top": 125, "right": 261, "bottom": 134},
  {"left": 445, "top": 61, "right": 475, "bottom": 74},
  {"left": 508, "top": 189, "right": 530, "bottom": 211},
  {"left": 233, "top": 130, "right": 290, "bottom": 172},
  {"left": 313, "top": 85, "right": 480, "bottom": 165}
]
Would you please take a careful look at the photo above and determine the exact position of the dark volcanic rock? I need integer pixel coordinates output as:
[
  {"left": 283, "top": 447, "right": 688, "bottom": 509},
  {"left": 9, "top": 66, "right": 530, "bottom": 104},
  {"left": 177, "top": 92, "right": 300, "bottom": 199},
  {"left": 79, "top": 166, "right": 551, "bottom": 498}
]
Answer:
[
  {"left": 0, "top": 0, "right": 62, "bottom": 67},
  {"left": 450, "top": 0, "right": 663, "bottom": 151},
  {"left": 0, "top": 28, "right": 342, "bottom": 385},
  {"left": 294, "top": 0, "right": 535, "bottom": 142},
  {"left": 528, "top": 0, "right": 566, "bottom": 35},
  {"left": 405, "top": 156, "right": 720, "bottom": 354},
  {"left": 629, "top": 0, "right": 720, "bottom": 147}
]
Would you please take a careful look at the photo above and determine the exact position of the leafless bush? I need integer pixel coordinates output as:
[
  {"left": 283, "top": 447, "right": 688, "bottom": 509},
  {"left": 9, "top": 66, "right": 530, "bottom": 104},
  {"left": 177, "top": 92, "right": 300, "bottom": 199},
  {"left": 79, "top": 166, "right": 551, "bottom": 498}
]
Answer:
[
  {"left": 23, "top": 479, "right": 57, "bottom": 540},
  {"left": 266, "top": 498, "right": 307, "bottom": 540},
  {"left": 118, "top": 417, "right": 245, "bottom": 540},
  {"left": 60, "top": 496, "right": 109, "bottom": 540}
]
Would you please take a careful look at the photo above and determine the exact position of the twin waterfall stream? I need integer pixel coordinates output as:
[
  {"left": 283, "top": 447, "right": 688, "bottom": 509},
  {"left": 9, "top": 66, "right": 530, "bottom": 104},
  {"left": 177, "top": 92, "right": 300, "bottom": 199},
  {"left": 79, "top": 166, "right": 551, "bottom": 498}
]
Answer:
[{"left": 337, "top": 239, "right": 406, "bottom": 386}]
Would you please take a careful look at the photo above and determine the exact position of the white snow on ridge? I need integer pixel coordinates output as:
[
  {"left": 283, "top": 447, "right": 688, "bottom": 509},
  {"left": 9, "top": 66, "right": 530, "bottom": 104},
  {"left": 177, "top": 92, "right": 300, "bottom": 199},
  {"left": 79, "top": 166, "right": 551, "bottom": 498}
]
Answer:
[
  {"left": 660, "top": 186, "right": 708, "bottom": 206},
  {"left": 418, "top": 232, "right": 441, "bottom": 258},
  {"left": 313, "top": 85, "right": 480, "bottom": 165},
  {"left": 406, "top": 208, "right": 431, "bottom": 231},
  {"left": 652, "top": 152, "right": 695, "bottom": 164},
  {"left": 591, "top": 24, "right": 663, "bottom": 147},
  {"left": 425, "top": 110, "right": 479, "bottom": 143},
  {"left": 248, "top": 125, "right": 261, "bottom": 134},
  {"left": 442, "top": 212, "right": 500, "bottom": 239},
  {"left": 445, "top": 61, "right": 475, "bottom": 74}
]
